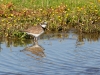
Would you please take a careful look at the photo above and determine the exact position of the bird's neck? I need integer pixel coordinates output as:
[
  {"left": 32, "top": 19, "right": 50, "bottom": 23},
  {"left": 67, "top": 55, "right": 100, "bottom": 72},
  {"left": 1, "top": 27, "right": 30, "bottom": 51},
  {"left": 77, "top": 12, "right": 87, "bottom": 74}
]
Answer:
[
  {"left": 42, "top": 27, "right": 46, "bottom": 31},
  {"left": 39, "top": 24, "right": 46, "bottom": 31}
]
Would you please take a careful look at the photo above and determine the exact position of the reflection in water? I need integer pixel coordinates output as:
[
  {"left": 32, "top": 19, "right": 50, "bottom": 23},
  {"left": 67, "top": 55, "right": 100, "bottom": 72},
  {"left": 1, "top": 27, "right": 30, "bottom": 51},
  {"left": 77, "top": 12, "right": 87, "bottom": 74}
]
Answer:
[
  {"left": 21, "top": 40, "right": 45, "bottom": 59},
  {"left": 0, "top": 32, "right": 100, "bottom": 75},
  {"left": 76, "top": 33, "right": 100, "bottom": 42},
  {"left": 0, "top": 33, "right": 99, "bottom": 48},
  {"left": 75, "top": 33, "right": 100, "bottom": 47},
  {"left": 0, "top": 37, "right": 32, "bottom": 50},
  {"left": 0, "top": 42, "right": 2, "bottom": 52}
]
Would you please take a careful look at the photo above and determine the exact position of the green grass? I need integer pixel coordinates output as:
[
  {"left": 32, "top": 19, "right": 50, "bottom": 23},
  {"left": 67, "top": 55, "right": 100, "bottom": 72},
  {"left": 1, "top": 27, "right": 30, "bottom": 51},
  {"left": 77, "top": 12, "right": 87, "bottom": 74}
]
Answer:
[{"left": 0, "top": 0, "right": 98, "bottom": 8}]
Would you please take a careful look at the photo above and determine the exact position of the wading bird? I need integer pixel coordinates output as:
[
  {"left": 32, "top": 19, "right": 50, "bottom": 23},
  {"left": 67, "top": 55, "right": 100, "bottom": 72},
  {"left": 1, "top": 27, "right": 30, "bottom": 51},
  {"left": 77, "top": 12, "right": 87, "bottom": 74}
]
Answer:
[{"left": 24, "top": 21, "right": 47, "bottom": 41}]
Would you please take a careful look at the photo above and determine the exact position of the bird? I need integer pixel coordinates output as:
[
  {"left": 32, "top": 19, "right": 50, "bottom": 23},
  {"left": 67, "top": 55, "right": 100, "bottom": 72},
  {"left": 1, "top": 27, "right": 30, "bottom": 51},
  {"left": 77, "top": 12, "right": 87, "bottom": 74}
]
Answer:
[{"left": 24, "top": 21, "right": 47, "bottom": 41}]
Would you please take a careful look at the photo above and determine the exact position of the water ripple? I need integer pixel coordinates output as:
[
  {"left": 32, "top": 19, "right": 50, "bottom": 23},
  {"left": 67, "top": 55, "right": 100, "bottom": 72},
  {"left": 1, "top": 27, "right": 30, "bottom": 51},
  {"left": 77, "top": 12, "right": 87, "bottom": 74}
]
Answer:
[{"left": 0, "top": 33, "right": 100, "bottom": 75}]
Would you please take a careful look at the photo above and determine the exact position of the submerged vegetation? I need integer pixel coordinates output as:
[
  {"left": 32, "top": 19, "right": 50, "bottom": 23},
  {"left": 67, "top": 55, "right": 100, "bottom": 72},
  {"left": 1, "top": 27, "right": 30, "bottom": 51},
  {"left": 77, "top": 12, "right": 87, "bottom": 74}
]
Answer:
[{"left": 0, "top": 0, "right": 100, "bottom": 38}]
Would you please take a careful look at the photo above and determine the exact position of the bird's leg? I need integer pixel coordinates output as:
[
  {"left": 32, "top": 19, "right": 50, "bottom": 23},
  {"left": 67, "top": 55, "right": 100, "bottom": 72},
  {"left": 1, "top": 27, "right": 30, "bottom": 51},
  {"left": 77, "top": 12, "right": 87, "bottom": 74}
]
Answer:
[
  {"left": 33, "top": 37, "right": 38, "bottom": 45},
  {"left": 36, "top": 37, "right": 38, "bottom": 41},
  {"left": 34, "top": 37, "right": 36, "bottom": 42},
  {"left": 35, "top": 40, "right": 38, "bottom": 45},
  {"left": 34, "top": 37, "right": 38, "bottom": 42}
]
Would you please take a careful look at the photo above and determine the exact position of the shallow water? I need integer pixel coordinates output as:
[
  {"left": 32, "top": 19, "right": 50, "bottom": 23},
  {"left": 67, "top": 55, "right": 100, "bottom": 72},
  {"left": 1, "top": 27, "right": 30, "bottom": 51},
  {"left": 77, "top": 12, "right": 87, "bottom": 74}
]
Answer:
[{"left": 0, "top": 32, "right": 100, "bottom": 75}]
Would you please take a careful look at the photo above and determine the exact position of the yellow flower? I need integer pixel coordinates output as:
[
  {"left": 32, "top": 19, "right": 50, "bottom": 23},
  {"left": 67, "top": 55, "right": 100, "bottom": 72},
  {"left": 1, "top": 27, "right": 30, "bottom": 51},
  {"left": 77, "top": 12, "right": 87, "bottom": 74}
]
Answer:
[
  {"left": 52, "top": 14, "right": 54, "bottom": 16},
  {"left": 37, "top": 18, "right": 40, "bottom": 21},
  {"left": 5, "top": 33, "right": 8, "bottom": 37},
  {"left": 95, "top": 10, "right": 98, "bottom": 12},
  {"left": 1, "top": 19, "right": 4, "bottom": 22},
  {"left": 14, "top": 20, "right": 16, "bottom": 22},
  {"left": 58, "top": 16, "right": 60, "bottom": 18},
  {"left": 77, "top": 7, "right": 79, "bottom": 9},
  {"left": 52, "top": 8, "right": 54, "bottom": 11},
  {"left": 98, "top": 0, "right": 100, "bottom": 2},
  {"left": 39, "top": 8, "right": 42, "bottom": 11},
  {"left": 59, "top": 19, "right": 61, "bottom": 21},
  {"left": 11, "top": 14, "right": 14, "bottom": 17},
  {"left": 5, "top": 14, "right": 7, "bottom": 16},
  {"left": 8, "top": 17, "right": 11, "bottom": 19},
  {"left": 7, "top": 27, "right": 9, "bottom": 30},
  {"left": 66, "top": 14, "right": 68, "bottom": 17},
  {"left": 67, "top": 8, "right": 70, "bottom": 11},
  {"left": 98, "top": 17, "right": 100, "bottom": 19}
]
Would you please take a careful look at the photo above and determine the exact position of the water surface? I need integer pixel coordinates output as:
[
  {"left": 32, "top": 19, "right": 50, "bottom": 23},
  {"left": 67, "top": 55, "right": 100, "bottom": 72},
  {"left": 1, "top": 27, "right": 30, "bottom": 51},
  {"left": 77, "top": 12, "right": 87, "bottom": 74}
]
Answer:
[{"left": 0, "top": 32, "right": 100, "bottom": 75}]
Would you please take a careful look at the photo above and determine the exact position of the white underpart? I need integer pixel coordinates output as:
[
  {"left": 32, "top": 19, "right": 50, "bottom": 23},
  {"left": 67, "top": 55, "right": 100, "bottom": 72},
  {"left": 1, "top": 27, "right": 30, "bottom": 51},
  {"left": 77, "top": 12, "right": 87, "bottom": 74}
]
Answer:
[
  {"left": 26, "top": 31, "right": 44, "bottom": 38},
  {"left": 41, "top": 24, "right": 46, "bottom": 28}
]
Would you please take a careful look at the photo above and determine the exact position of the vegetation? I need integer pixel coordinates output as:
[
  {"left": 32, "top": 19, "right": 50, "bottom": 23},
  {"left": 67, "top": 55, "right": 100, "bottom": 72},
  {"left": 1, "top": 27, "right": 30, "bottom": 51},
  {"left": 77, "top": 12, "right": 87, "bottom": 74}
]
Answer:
[{"left": 0, "top": 0, "right": 100, "bottom": 38}]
